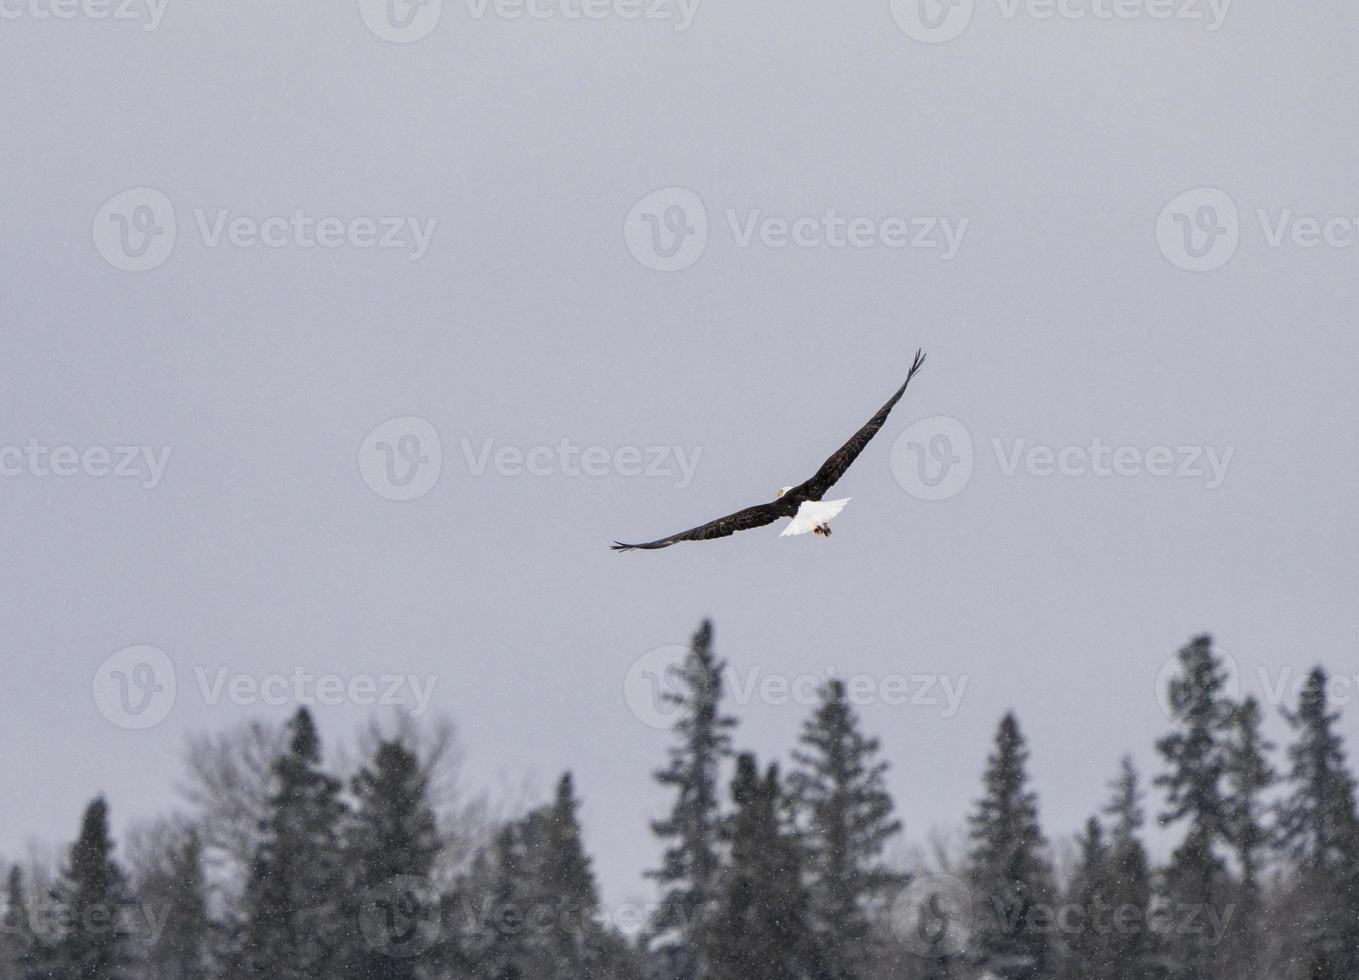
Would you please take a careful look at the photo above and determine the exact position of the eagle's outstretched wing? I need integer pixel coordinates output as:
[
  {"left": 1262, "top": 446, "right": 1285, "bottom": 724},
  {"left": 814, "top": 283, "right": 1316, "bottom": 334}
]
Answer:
[
  {"left": 790, "top": 348, "right": 927, "bottom": 501},
  {"left": 611, "top": 501, "right": 788, "bottom": 552}
]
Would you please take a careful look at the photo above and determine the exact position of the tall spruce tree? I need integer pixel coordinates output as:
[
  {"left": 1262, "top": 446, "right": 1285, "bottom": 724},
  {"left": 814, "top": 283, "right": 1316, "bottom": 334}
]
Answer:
[
  {"left": 451, "top": 776, "right": 632, "bottom": 980},
  {"left": 706, "top": 754, "right": 820, "bottom": 980},
  {"left": 464, "top": 823, "right": 534, "bottom": 980},
  {"left": 965, "top": 712, "right": 1055, "bottom": 980},
  {"left": 57, "top": 796, "right": 130, "bottom": 980},
  {"left": 137, "top": 827, "right": 212, "bottom": 980},
  {"left": 1100, "top": 757, "right": 1154, "bottom": 980},
  {"left": 241, "top": 708, "right": 348, "bottom": 980},
  {"left": 348, "top": 738, "right": 442, "bottom": 980},
  {"left": 523, "top": 773, "right": 606, "bottom": 980},
  {"left": 1061, "top": 818, "right": 1115, "bottom": 980},
  {"left": 1154, "top": 635, "right": 1235, "bottom": 980},
  {"left": 789, "top": 679, "right": 902, "bottom": 980},
  {"left": 3, "top": 865, "right": 45, "bottom": 980},
  {"left": 647, "top": 619, "right": 735, "bottom": 980},
  {"left": 1275, "top": 666, "right": 1359, "bottom": 980},
  {"left": 1221, "top": 695, "right": 1274, "bottom": 974}
]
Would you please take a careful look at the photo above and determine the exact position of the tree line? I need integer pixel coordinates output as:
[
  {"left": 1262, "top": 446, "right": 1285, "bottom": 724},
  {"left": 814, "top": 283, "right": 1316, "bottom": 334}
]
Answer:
[{"left": 1, "top": 624, "right": 1356, "bottom": 979}]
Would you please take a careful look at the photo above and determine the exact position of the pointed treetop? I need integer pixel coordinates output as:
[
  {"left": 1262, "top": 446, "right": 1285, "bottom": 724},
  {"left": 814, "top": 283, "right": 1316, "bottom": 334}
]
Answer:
[
  {"left": 287, "top": 707, "right": 321, "bottom": 763},
  {"left": 1104, "top": 755, "right": 1145, "bottom": 836}
]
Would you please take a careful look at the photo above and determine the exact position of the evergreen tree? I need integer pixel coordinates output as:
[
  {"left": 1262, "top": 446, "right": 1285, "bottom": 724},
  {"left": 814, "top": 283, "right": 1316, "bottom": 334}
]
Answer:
[
  {"left": 707, "top": 754, "right": 820, "bottom": 980},
  {"left": 464, "top": 823, "right": 534, "bottom": 980},
  {"left": 523, "top": 773, "right": 605, "bottom": 980},
  {"left": 137, "top": 827, "right": 212, "bottom": 980},
  {"left": 349, "top": 738, "right": 441, "bottom": 980},
  {"left": 788, "top": 679, "right": 902, "bottom": 980},
  {"left": 1061, "top": 817, "right": 1115, "bottom": 980},
  {"left": 1154, "top": 635, "right": 1235, "bottom": 980},
  {"left": 240, "top": 708, "right": 348, "bottom": 980},
  {"left": 56, "top": 796, "right": 130, "bottom": 980},
  {"left": 3, "top": 866, "right": 46, "bottom": 980},
  {"left": 965, "top": 712, "right": 1055, "bottom": 980},
  {"left": 1275, "top": 666, "right": 1359, "bottom": 980},
  {"left": 647, "top": 620, "right": 736, "bottom": 980},
  {"left": 1221, "top": 695, "right": 1274, "bottom": 974},
  {"left": 450, "top": 776, "right": 632, "bottom": 980},
  {"left": 1100, "top": 757, "right": 1154, "bottom": 980}
]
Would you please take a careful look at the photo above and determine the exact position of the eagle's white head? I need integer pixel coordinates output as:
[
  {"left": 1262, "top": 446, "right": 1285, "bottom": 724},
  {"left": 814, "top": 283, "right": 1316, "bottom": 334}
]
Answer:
[{"left": 776, "top": 486, "right": 793, "bottom": 499}]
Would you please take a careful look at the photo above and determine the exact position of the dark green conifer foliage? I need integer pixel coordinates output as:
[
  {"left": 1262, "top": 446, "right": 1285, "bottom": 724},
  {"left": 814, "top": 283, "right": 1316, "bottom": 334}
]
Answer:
[
  {"left": 789, "top": 679, "right": 902, "bottom": 980},
  {"left": 348, "top": 738, "right": 441, "bottom": 980},
  {"left": 1100, "top": 757, "right": 1155, "bottom": 980},
  {"left": 965, "top": 712, "right": 1055, "bottom": 980},
  {"left": 707, "top": 754, "right": 820, "bottom": 980},
  {"left": 240, "top": 708, "right": 348, "bottom": 980},
  {"left": 58, "top": 796, "right": 130, "bottom": 980},
  {"left": 1276, "top": 667, "right": 1359, "bottom": 980},
  {"left": 647, "top": 620, "right": 736, "bottom": 979},
  {"left": 1154, "top": 635, "right": 1235, "bottom": 980}
]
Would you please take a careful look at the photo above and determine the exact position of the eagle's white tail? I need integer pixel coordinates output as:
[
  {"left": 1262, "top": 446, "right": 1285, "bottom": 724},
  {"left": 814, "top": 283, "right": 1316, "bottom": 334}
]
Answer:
[{"left": 780, "top": 498, "right": 851, "bottom": 537}]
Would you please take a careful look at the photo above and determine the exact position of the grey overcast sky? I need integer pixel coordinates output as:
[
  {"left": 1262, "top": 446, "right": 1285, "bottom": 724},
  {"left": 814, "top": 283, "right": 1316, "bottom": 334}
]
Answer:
[{"left": 2, "top": 0, "right": 1358, "bottom": 907}]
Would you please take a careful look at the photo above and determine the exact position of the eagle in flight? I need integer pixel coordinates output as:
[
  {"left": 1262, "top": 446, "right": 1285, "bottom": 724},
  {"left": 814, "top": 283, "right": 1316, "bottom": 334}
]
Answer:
[{"left": 611, "top": 349, "right": 926, "bottom": 552}]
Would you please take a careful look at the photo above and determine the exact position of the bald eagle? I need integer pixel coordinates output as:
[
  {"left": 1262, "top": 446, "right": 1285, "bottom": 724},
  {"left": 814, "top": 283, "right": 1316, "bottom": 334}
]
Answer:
[{"left": 611, "top": 349, "right": 926, "bottom": 552}]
